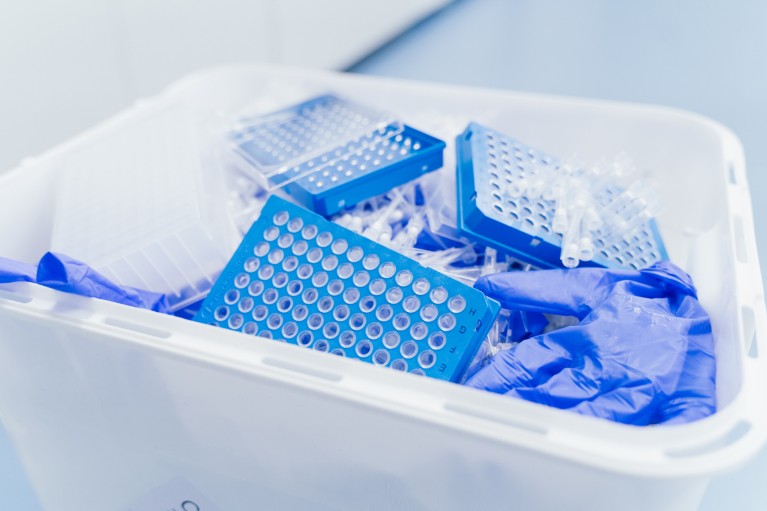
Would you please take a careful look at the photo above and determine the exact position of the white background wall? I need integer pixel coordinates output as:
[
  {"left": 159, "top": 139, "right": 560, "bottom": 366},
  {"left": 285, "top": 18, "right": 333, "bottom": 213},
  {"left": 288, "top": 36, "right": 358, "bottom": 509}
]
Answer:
[{"left": 0, "top": 0, "right": 448, "bottom": 174}]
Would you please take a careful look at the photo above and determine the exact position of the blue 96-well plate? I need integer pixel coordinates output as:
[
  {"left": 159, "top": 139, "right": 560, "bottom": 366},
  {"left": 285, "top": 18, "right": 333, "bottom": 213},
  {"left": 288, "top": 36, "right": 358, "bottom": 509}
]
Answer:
[{"left": 195, "top": 195, "right": 500, "bottom": 382}]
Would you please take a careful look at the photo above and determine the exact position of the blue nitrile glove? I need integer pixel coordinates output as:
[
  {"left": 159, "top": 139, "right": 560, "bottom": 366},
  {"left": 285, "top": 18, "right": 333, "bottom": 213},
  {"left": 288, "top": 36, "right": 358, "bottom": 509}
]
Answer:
[
  {"left": 0, "top": 257, "right": 36, "bottom": 283},
  {"left": 465, "top": 261, "right": 716, "bottom": 425},
  {"left": 0, "top": 252, "right": 170, "bottom": 313}
]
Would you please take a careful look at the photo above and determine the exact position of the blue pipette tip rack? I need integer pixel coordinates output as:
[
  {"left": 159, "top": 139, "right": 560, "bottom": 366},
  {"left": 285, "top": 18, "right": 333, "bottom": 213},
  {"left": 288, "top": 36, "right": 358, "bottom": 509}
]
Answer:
[
  {"left": 456, "top": 122, "right": 668, "bottom": 270},
  {"left": 194, "top": 195, "right": 500, "bottom": 382},
  {"left": 231, "top": 94, "right": 446, "bottom": 217}
]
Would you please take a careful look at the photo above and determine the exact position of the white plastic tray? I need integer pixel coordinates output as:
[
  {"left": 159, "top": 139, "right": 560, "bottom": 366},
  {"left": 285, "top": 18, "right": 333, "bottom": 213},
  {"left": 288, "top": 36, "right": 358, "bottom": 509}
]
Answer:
[{"left": 0, "top": 63, "right": 765, "bottom": 511}]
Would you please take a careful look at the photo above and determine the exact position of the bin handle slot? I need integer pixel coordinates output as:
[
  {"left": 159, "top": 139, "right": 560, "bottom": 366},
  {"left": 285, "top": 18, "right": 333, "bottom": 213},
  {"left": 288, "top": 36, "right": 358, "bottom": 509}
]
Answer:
[
  {"left": 742, "top": 304, "right": 759, "bottom": 359},
  {"left": 727, "top": 161, "right": 738, "bottom": 185},
  {"left": 444, "top": 402, "right": 548, "bottom": 436},
  {"left": 664, "top": 420, "right": 752, "bottom": 459},
  {"left": 0, "top": 288, "right": 32, "bottom": 304},
  {"left": 103, "top": 317, "right": 171, "bottom": 339},
  {"left": 262, "top": 357, "right": 343, "bottom": 382}
]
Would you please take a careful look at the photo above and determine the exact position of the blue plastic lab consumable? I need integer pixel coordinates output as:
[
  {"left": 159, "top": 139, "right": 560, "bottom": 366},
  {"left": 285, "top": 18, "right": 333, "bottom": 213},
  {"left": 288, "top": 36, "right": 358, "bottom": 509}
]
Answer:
[
  {"left": 456, "top": 122, "right": 668, "bottom": 270},
  {"left": 0, "top": 252, "right": 170, "bottom": 313},
  {"left": 231, "top": 94, "right": 446, "bottom": 217},
  {"left": 465, "top": 261, "right": 716, "bottom": 425},
  {"left": 194, "top": 195, "right": 500, "bottom": 382}
]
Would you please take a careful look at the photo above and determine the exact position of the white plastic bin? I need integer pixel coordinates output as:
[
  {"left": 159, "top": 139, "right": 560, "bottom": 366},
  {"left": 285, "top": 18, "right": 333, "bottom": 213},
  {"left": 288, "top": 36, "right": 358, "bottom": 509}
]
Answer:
[{"left": 0, "top": 64, "right": 765, "bottom": 511}]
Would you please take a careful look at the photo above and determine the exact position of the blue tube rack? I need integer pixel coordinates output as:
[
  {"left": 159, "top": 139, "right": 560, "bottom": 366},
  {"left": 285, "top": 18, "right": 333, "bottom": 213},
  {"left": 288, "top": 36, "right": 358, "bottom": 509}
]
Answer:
[
  {"left": 194, "top": 195, "right": 500, "bottom": 382},
  {"left": 456, "top": 122, "right": 667, "bottom": 270},
  {"left": 280, "top": 126, "right": 444, "bottom": 217}
]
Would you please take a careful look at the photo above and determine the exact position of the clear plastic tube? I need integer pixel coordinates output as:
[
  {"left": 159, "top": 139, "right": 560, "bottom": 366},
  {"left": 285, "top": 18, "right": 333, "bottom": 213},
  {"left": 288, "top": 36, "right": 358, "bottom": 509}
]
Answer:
[
  {"left": 551, "top": 182, "right": 569, "bottom": 235},
  {"left": 560, "top": 209, "right": 583, "bottom": 269}
]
